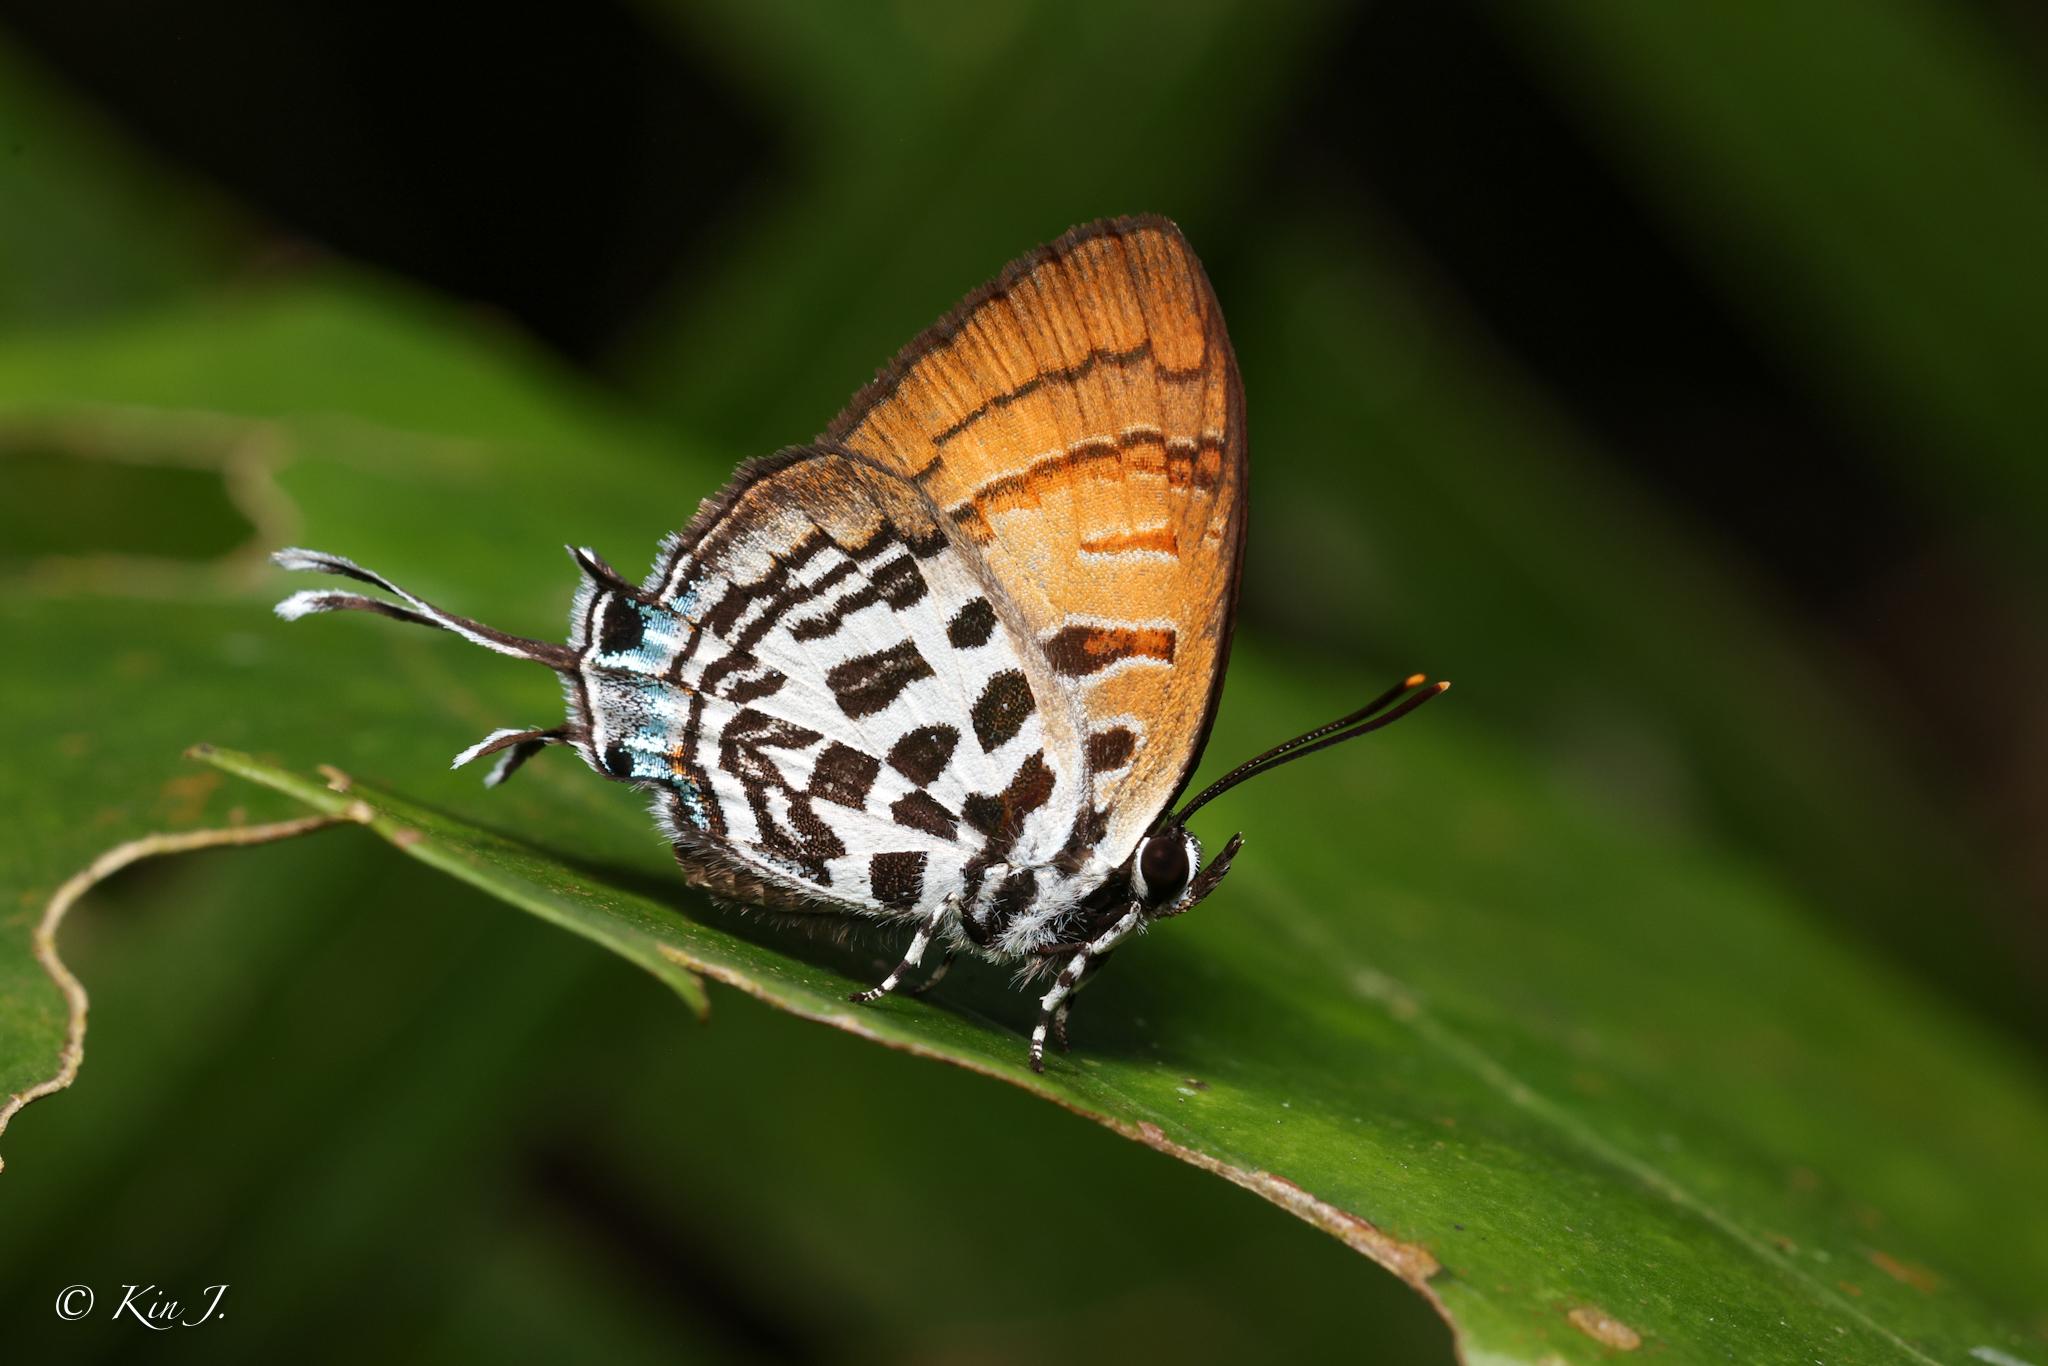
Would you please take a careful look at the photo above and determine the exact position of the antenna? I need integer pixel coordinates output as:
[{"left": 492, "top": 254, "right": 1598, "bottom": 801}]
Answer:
[{"left": 1171, "top": 674, "right": 1449, "bottom": 826}]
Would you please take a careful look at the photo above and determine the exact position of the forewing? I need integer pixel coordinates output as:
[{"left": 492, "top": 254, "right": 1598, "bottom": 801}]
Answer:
[
  {"left": 566, "top": 450, "right": 1087, "bottom": 919},
  {"left": 824, "top": 215, "right": 1246, "bottom": 857}
]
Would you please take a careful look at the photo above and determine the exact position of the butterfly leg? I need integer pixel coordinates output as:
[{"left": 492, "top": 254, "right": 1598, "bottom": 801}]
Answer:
[
  {"left": 1050, "top": 957, "right": 1105, "bottom": 1052},
  {"left": 1028, "top": 907, "right": 1140, "bottom": 1072},
  {"left": 850, "top": 903, "right": 951, "bottom": 1005},
  {"left": 901, "top": 950, "right": 957, "bottom": 998}
]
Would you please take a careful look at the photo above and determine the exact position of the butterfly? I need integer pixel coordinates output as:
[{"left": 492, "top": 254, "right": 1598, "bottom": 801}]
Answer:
[{"left": 274, "top": 215, "right": 1446, "bottom": 1071}]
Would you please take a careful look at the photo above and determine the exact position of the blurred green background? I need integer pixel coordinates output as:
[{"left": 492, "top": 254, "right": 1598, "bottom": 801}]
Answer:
[{"left": 3, "top": 1, "right": 2047, "bottom": 1361}]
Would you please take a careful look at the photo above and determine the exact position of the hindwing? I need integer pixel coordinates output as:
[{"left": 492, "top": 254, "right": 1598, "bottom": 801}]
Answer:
[{"left": 566, "top": 449, "right": 1087, "bottom": 920}]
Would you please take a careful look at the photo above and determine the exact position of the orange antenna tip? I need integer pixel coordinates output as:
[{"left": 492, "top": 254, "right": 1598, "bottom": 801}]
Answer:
[{"left": 1404, "top": 672, "right": 1426, "bottom": 688}]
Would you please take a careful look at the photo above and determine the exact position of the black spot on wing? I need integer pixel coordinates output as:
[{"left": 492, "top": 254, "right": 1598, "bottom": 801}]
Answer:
[
  {"left": 888, "top": 725, "right": 958, "bottom": 785},
  {"left": 716, "top": 709, "right": 844, "bottom": 883},
  {"left": 789, "top": 554, "right": 928, "bottom": 641},
  {"left": 961, "top": 792, "right": 1002, "bottom": 839},
  {"left": 971, "top": 670, "right": 1033, "bottom": 752},
  {"left": 597, "top": 596, "right": 644, "bottom": 656},
  {"left": 761, "top": 798, "right": 845, "bottom": 883},
  {"left": 890, "top": 790, "right": 958, "bottom": 840},
  {"left": 826, "top": 641, "right": 934, "bottom": 718},
  {"left": 719, "top": 709, "right": 822, "bottom": 785},
  {"left": 723, "top": 665, "right": 787, "bottom": 704},
  {"left": 809, "top": 742, "right": 879, "bottom": 810},
  {"left": 869, "top": 851, "right": 926, "bottom": 911},
  {"left": 947, "top": 596, "right": 996, "bottom": 648},
  {"left": 873, "top": 555, "right": 928, "bottom": 607},
  {"left": 1085, "top": 726, "right": 1137, "bottom": 772},
  {"left": 961, "top": 750, "right": 1055, "bottom": 846}
]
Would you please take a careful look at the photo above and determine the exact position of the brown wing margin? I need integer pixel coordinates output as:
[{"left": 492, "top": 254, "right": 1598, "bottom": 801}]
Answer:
[{"left": 822, "top": 215, "right": 1249, "bottom": 822}]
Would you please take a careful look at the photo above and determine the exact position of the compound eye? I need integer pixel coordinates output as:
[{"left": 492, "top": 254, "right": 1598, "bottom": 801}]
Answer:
[{"left": 1136, "top": 833, "right": 1191, "bottom": 908}]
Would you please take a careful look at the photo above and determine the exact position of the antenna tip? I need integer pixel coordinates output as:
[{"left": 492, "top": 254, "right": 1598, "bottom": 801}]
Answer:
[
  {"left": 1403, "top": 672, "right": 1426, "bottom": 688},
  {"left": 1435, "top": 681, "right": 1452, "bottom": 693}
]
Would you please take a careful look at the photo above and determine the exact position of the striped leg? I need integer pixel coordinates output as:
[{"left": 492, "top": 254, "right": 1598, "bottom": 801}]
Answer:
[
  {"left": 901, "top": 950, "right": 957, "bottom": 997},
  {"left": 850, "top": 904, "right": 949, "bottom": 1005},
  {"left": 1028, "top": 907, "right": 1140, "bottom": 1072},
  {"left": 1050, "top": 956, "right": 1105, "bottom": 1053}
]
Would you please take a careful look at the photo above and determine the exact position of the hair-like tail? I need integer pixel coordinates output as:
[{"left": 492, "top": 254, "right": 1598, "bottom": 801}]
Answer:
[
  {"left": 449, "top": 725, "right": 569, "bottom": 788},
  {"left": 272, "top": 548, "right": 585, "bottom": 788},
  {"left": 272, "top": 548, "right": 577, "bottom": 669}
]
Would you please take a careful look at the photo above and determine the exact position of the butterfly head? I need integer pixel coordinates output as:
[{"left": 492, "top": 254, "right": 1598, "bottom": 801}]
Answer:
[{"left": 1133, "top": 826, "right": 1198, "bottom": 910}]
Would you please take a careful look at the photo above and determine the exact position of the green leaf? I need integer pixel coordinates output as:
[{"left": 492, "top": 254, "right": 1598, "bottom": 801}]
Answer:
[
  {"left": 180, "top": 692, "right": 2048, "bottom": 1364},
  {"left": 191, "top": 746, "right": 711, "bottom": 1020}
]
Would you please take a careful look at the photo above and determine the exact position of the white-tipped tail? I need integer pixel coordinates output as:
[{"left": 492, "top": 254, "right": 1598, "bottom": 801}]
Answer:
[
  {"left": 451, "top": 728, "right": 537, "bottom": 771},
  {"left": 268, "top": 544, "right": 573, "bottom": 666},
  {"left": 447, "top": 725, "right": 565, "bottom": 787},
  {"left": 483, "top": 751, "right": 524, "bottom": 788},
  {"left": 272, "top": 547, "right": 356, "bottom": 574},
  {"left": 274, "top": 590, "right": 338, "bottom": 621}
]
